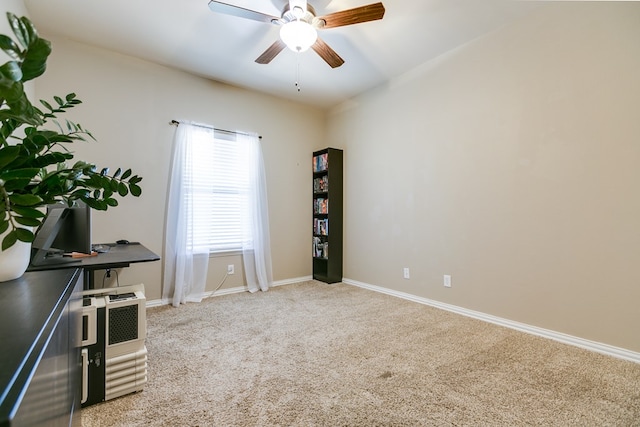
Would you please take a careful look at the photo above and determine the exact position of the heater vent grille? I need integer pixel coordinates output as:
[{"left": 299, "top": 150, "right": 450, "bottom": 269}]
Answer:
[{"left": 109, "top": 305, "right": 138, "bottom": 345}]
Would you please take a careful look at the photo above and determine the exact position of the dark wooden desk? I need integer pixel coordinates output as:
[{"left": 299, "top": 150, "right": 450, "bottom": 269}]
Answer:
[
  {"left": 28, "top": 242, "right": 160, "bottom": 289},
  {"left": 82, "top": 242, "right": 159, "bottom": 270}
]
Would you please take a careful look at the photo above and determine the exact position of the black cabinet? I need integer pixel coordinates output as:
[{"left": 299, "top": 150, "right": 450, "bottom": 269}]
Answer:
[
  {"left": 0, "top": 268, "right": 83, "bottom": 427},
  {"left": 313, "top": 148, "right": 343, "bottom": 283}
]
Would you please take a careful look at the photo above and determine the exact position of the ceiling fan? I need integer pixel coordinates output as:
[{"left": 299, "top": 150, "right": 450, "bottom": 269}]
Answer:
[{"left": 208, "top": 0, "right": 385, "bottom": 68}]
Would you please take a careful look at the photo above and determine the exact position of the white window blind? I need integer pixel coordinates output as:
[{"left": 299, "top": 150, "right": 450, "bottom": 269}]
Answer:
[{"left": 185, "top": 127, "right": 250, "bottom": 253}]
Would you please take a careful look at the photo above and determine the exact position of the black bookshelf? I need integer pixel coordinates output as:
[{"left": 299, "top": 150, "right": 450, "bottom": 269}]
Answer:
[{"left": 312, "top": 148, "right": 343, "bottom": 283}]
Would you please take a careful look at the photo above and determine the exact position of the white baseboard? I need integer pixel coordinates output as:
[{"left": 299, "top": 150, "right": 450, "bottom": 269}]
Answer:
[
  {"left": 342, "top": 278, "right": 640, "bottom": 364},
  {"left": 146, "top": 275, "right": 313, "bottom": 308},
  {"left": 146, "top": 298, "right": 170, "bottom": 308},
  {"left": 272, "top": 275, "right": 314, "bottom": 287}
]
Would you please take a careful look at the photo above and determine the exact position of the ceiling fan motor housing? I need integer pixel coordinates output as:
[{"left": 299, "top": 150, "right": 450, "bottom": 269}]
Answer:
[{"left": 282, "top": 2, "right": 318, "bottom": 26}]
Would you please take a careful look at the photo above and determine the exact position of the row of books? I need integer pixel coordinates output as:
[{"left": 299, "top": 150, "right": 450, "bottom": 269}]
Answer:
[
  {"left": 313, "top": 153, "right": 328, "bottom": 172},
  {"left": 313, "top": 175, "right": 329, "bottom": 193},
  {"left": 313, "top": 218, "right": 328, "bottom": 236},
  {"left": 314, "top": 198, "right": 328, "bottom": 214},
  {"left": 313, "top": 237, "right": 328, "bottom": 258}
]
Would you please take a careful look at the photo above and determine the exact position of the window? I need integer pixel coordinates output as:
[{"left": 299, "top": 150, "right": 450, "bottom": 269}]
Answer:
[
  {"left": 164, "top": 120, "right": 272, "bottom": 304},
  {"left": 185, "top": 127, "right": 251, "bottom": 253}
]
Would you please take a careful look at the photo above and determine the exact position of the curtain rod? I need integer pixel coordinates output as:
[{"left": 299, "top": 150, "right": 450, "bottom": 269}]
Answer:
[{"left": 170, "top": 120, "right": 262, "bottom": 140}]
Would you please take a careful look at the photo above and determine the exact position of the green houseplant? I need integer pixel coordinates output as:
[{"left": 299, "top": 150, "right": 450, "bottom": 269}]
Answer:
[{"left": 0, "top": 12, "right": 142, "bottom": 279}]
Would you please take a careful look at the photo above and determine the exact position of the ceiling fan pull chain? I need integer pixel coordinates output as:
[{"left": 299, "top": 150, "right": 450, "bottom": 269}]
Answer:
[{"left": 295, "top": 53, "right": 301, "bottom": 92}]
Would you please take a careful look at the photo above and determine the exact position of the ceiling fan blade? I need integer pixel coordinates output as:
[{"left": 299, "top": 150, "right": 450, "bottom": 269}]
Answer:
[
  {"left": 311, "top": 38, "right": 345, "bottom": 68},
  {"left": 316, "top": 2, "right": 385, "bottom": 29},
  {"left": 255, "top": 39, "right": 286, "bottom": 64},
  {"left": 208, "top": 1, "right": 281, "bottom": 24}
]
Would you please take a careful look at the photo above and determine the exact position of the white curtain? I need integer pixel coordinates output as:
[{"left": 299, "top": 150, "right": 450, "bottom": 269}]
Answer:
[
  {"left": 238, "top": 132, "right": 273, "bottom": 292},
  {"left": 163, "top": 122, "right": 210, "bottom": 306}
]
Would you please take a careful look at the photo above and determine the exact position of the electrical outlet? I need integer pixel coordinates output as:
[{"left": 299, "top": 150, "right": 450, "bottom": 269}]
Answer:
[
  {"left": 403, "top": 268, "right": 410, "bottom": 279},
  {"left": 444, "top": 274, "right": 451, "bottom": 288},
  {"left": 227, "top": 264, "right": 235, "bottom": 275}
]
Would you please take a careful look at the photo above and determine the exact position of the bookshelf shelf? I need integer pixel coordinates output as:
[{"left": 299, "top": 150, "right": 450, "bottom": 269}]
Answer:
[{"left": 312, "top": 148, "right": 343, "bottom": 283}]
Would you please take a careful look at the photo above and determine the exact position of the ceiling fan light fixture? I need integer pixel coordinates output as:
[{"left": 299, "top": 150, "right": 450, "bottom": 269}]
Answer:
[{"left": 280, "top": 20, "right": 317, "bottom": 53}]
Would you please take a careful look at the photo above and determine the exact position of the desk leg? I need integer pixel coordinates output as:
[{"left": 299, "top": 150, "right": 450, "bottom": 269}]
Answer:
[{"left": 84, "top": 270, "right": 95, "bottom": 290}]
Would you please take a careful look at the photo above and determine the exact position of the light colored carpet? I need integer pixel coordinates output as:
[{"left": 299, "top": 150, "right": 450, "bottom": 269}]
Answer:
[{"left": 82, "top": 281, "right": 640, "bottom": 426}]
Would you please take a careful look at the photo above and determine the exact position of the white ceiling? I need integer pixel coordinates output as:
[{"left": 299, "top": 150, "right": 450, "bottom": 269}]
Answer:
[{"left": 23, "top": 0, "right": 541, "bottom": 109}]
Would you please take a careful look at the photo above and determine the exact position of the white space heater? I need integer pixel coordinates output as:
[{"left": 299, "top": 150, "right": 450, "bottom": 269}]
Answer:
[{"left": 81, "top": 284, "right": 147, "bottom": 407}]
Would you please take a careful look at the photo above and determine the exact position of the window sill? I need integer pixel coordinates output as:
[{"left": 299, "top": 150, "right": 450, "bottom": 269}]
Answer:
[{"left": 209, "top": 250, "right": 242, "bottom": 258}]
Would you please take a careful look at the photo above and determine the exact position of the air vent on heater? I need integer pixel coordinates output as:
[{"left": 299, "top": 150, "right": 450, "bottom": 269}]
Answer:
[{"left": 109, "top": 305, "right": 139, "bottom": 345}]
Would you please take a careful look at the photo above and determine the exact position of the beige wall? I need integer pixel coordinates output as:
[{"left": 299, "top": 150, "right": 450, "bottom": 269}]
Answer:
[
  {"left": 328, "top": 3, "right": 640, "bottom": 352},
  {"left": 6, "top": 0, "right": 639, "bottom": 353},
  {"left": 31, "top": 36, "right": 323, "bottom": 301}
]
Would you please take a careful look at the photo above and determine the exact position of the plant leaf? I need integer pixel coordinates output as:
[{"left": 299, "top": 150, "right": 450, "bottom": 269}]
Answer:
[
  {"left": 39, "top": 99, "right": 53, "bottom": 111},
  {"left": 2, "top": 230, "right": 17, "bottom": 250},
  {"left": 0, "top": 60, "right": 22, "bottom": 82},
  {"left": 11, "top": 206, "right": 45, "bottom": 218},
  {"left": 117, "top": 182, "right": 128, "bottom": 196},
  {"left": 0, "top": 34, "right": 21, "bottom": 60},
  {"left": 0, "top": 167, "right": 40, "bottom": 181},
  {"left": 80, "top": 197, "right": 98, "bottom": 209},
  {"left": 10, "top": 193, "right": 42, "bottom": 206},
  {"left": 7, "top": 13, "right": 28, "bottom": 49},
  {"left": 70, "top": 189, "right": 90, "bottom": 199},
  {"left": 3, "top": 178, "right": 31, "bottom": 192},
  {"left": 18, "top": 16, "right": 37, "bottom": 47},
  {"left": 0, "top": 145, "right": 20, "bottom": 169},
  {"left": 15, "top": 216, "right": 41, "bottom": 227},
  {"left": 16, "top": 227, "right": 34, "bottom": 242},
  {"left": 20, "top": 37, "right": 52, "bottom": 82},
  {"left": 129, "top": 183, "right": 142, "bottom": 197}
]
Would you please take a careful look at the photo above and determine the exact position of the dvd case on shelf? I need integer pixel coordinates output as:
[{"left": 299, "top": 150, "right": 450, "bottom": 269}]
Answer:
[
  {"left": 313, "top": 237, "right": 329, "bottom": 259},
  {"left": 313, "top": 153, "right": 328, "bottom": 172},
  {"left": 314, "top": 218, "right": 329, "bottom": 236},
  {"left": 313, "top": 175, "right": 329, "bottom": 193},
  {"left": 314, "top": 198, "right": 329, "bottom": 214}
]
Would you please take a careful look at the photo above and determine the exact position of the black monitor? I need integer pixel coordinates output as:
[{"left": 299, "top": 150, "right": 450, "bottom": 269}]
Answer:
[{"left": 30, "top": 201, "right": 92, "bottom": 267}]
